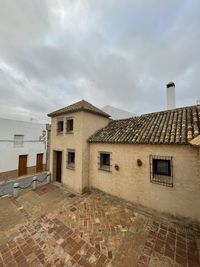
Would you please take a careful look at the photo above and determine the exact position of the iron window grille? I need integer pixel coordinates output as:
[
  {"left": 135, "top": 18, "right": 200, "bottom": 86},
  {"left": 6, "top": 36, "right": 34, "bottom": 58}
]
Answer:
[
  {"left": 149, "top": 155, "right": 173, "bottom": 187},
  {"left": 66, "top": 118, "right": 73, "bottom": 133},
  {"left": 98, "top": 152, "right": 112, "bottom": 171},
  {"left": 57, "top": 120, "right": 64, "bottom": 134},
  {"left": 67, "top": 149, "right": 75, "bottom": 169}
]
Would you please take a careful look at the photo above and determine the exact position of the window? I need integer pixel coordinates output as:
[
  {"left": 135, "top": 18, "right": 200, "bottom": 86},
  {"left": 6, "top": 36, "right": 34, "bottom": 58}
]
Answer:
[
  {"left": 99, "top": 152, "right": 111, "bottom": 171},
  {"left": 57, "top": 120, "right": 64, "bottom": 134},
  {"left": 153, "top": 159, "right": 171, "bottom": 176},
  {"left": 67, "top": 149, "right": 75, "bottom": 169},
  {"left": 14, "top": 135, "right": 24, "bottom": 147},
  {"left": 66, "top": 118, "right": 73, "bottom": 133},
  {"left": 150, "top": 155, "right": 173, "bottom": 187}
]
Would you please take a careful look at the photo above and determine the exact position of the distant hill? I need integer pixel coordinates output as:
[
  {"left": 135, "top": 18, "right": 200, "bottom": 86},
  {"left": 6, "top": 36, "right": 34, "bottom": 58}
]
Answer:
[{"left": 102, "top": 105, "right": 137, "bottom": 120}]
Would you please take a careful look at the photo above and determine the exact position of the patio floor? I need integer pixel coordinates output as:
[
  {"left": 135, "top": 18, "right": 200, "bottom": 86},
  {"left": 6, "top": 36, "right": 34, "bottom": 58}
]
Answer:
[{"left": 0, "top": 184, "right": 199, "bottom": 267}]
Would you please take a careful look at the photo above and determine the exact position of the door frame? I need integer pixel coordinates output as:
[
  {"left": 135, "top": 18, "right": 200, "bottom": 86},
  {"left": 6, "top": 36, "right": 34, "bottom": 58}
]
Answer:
[{"left": 53, "top": 149, "right": 63, "bottom": 183}]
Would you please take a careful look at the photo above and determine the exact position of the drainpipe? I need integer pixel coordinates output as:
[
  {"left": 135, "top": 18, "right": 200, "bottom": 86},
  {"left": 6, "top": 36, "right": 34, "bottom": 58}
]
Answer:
[{"left": 46, "top": 124, "right": 51, "bottom": 171}]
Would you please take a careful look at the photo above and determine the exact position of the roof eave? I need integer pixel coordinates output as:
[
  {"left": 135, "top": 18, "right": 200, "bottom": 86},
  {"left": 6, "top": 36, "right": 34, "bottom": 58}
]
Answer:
[{"left": 48, "top": 108, "right": 110, "bottom": 118}]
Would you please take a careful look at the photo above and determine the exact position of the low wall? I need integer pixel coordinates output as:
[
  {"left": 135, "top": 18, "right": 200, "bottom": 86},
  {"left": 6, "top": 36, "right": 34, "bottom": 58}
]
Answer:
[{"left": 0, "top": 164, "right": 46, "bottom": 183}]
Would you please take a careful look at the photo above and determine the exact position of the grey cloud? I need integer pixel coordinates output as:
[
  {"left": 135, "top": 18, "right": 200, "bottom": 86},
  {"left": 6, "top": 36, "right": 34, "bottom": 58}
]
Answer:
[
  {"left": 0, "top": 0, "right": 200, "bottom": 121},
  {"left": 0, "top": 0, "right": 50, "bottom": 42}
]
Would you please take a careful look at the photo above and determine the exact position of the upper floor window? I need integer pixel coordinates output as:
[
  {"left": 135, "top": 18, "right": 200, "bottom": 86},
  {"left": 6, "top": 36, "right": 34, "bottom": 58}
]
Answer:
[
  {"left": 57, "top": 120, "right": 64, "bottom": 134},
  {"left": 150, "top": 155, "right": 173, "bottom": 187},
  {"left": 66, "top": 118, "right": 73, "bottom": 133},
  {"left": 99, "top": 152, "right": 111, "bottom": 171},
  {"left": 14, "top": 135, "right": 24, "bottom": 147}
]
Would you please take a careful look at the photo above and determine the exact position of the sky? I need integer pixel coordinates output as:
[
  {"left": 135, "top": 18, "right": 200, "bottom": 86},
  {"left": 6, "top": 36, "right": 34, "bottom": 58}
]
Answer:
[{"left": 0, "top": 0, "right": 200, "bottom": 123}]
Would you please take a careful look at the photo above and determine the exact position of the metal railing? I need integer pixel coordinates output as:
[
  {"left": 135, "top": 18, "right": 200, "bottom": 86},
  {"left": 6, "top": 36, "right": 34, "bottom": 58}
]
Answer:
[
  {"left": 13, "top": 172, "right": 51, "bottom": 197},
  {"left": 16, "top": 173, "right": 50, "bottom": 190},
  {"left": 0, "top": 172, "right": 51, "bottom": 198}
]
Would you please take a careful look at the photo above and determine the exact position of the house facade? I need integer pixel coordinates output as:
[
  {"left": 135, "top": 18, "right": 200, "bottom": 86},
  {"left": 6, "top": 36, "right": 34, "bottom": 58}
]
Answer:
[
  {"left": 0, "top": 118, "right": 47, "bottom": 182},
  {"left": 48, "top": 100, "right": 200, "bottom": 222},
  {"left": 48, "top": 100, "right": 109, "bottom": 193}
]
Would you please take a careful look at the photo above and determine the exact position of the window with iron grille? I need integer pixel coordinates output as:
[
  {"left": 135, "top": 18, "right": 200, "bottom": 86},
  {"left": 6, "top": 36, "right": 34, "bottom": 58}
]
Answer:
[
  {"left": 66, "top": 118, "right": 73, "bottom": 133},
  {"left": 57, "top": 120, "right": 64, "bottom": 134},
  {"left": 149, "top": 155, "right": 173, "bottom": 187},
  {"left": 98, "top": 152, "right": 111, "bottom": 171},
  {"left": 67, "top": 149, "right": 75, "bottom": 169}
]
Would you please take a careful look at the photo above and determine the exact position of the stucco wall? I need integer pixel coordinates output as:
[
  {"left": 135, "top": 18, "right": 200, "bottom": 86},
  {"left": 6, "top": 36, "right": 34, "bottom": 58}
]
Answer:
[
  {"left": 50, "top": 112, "right": 83, "bottom": 192},
  {"left": 49, "top": 111, "right": 109, "bottom": 193},
  {"left": 0, "top": 118, "right": 46, "bottom": 173},
  {"left": 81, "top": 112, "right": 110, "bottom": 191},
  {"left": 89, "top": 143, "right": 200, "bottom": 221}
]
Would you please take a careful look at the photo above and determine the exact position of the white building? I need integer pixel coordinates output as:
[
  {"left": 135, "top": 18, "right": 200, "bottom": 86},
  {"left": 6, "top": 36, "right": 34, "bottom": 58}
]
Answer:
[
  {"left": 102, "top": 105, "right": 136, "bottom": 119},
  {"left": 0, "top": 118, "right": 47, "bottom": 182}
]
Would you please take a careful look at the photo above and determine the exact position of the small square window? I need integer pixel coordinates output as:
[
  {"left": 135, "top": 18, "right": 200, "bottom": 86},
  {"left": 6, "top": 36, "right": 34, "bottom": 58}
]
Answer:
[
  {"left": 153, "top": 159, "right": 171, "bottom": 176},
  {"left": 14, "top": 135, "right": 24, "bottom": 147},
  {"left": 66, "top": 119, "right": 73, "bottom": 132},
  {"left": 99, "top": 152, "right": 111, "bottom": 171},
  {"left": 57, "top": 121, "right": 64, "bottom": 134},
  {"left": 150, "top": 155, "right": 173, "bottom": 187},
  {"left": 67, "top": 150, "right": 75, "bottom": 169}
]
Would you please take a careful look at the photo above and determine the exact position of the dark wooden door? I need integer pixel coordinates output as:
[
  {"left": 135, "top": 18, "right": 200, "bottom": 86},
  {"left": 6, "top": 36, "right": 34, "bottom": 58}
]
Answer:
[
  {"left": 36, "top": 153, "right": 43, "bottom": 172},
  {"left": 56, "top": 151, "right": 62, "bottom": 183},
  {"left": 18, "top": 155, "right": 27, "bottom": 176}
]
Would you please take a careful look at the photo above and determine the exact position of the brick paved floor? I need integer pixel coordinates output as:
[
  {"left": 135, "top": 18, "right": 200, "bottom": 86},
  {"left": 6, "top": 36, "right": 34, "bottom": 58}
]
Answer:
[
  {"left": 0, "top": 184, "right": 199, "bottom": 267},
  {"left": 34, "top": 184, "right": 58, "bottom": 196}
]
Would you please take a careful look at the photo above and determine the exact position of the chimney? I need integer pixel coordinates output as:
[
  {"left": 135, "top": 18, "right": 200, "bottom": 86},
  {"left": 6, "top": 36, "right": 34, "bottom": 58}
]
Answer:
[{"left": 166, "top": 81, "right": 176, "bottom": 110}]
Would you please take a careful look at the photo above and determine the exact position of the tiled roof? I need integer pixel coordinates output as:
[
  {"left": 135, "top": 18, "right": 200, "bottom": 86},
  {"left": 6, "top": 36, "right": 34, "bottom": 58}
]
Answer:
[
  {"left": 88, "top": 105, "right": 200, "bottom": 145},
  {"left": 48, "top": 100, "right": 110, "bottom": 118}
]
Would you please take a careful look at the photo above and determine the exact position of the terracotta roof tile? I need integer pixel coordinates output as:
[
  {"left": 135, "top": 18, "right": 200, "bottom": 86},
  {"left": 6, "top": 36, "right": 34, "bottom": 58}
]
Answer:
[
  {"left": 48, "top": 100, "right": 110, "bottom": 118},
  {"left": 88, "top": 105, "right": 200, "bottom": 145}
]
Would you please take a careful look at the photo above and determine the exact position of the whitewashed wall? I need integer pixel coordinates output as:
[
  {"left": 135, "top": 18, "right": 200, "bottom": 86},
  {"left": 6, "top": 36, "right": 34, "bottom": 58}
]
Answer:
[{"left": 0, "top": 118, "right": 46, "bottom": 172}]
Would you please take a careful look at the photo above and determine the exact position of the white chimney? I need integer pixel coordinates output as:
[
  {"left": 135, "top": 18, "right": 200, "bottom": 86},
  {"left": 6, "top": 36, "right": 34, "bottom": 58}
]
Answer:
[{"left": 166, "top": 81, "right": 176, "bottom": 110}]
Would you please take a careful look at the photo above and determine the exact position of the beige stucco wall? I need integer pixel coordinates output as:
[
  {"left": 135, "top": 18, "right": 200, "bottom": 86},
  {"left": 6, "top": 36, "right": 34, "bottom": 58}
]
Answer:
[
  {"left": 49, "top": 111, "right": 109, "bottom": 193},
  {"left": 81, "top": 112, "right": 110, "bottom": 191},
  {"left": 89, "top": 143, "right": 200, "bottom": 221}
]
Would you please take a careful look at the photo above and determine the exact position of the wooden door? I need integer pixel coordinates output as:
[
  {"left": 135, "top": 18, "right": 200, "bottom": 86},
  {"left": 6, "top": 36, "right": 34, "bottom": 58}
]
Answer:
[
  {"left": 56, "top": 151, "right": 62, "bottom": 183},
  {"left": 18, "top": 155, "right": 27, "bottom": 176},
  {"left": 36, "top": 153, "right": 43, "bottom": 172}
]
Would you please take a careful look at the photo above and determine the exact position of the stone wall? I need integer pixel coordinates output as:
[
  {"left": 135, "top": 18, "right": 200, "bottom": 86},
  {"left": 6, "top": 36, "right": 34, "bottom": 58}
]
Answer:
[{"left": 89, "top": 143, "right": 200, "bottom": 222}]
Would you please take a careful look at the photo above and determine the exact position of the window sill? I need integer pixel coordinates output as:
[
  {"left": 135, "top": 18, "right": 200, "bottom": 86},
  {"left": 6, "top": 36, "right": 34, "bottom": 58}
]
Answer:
[
  {"left": 98, "top": 168, "right": 111, "bottom": 173},
  {"left": 150, "top": 180, "right": 173, "bottom": 187},
  {"left": 57, "top": 132, "right": 64, "bottom": 135},
  {"left": 66, "top": 131, "right": 74, "bottom": 134},
  {"left": 67, "top": 165, "right": 75, "bottom": 170}
]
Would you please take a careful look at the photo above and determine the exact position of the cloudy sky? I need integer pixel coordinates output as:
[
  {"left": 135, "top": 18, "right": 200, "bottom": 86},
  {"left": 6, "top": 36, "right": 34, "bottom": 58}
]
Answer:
[{"left": 0, "top": 0, "right": 199, "bottom": 122}]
